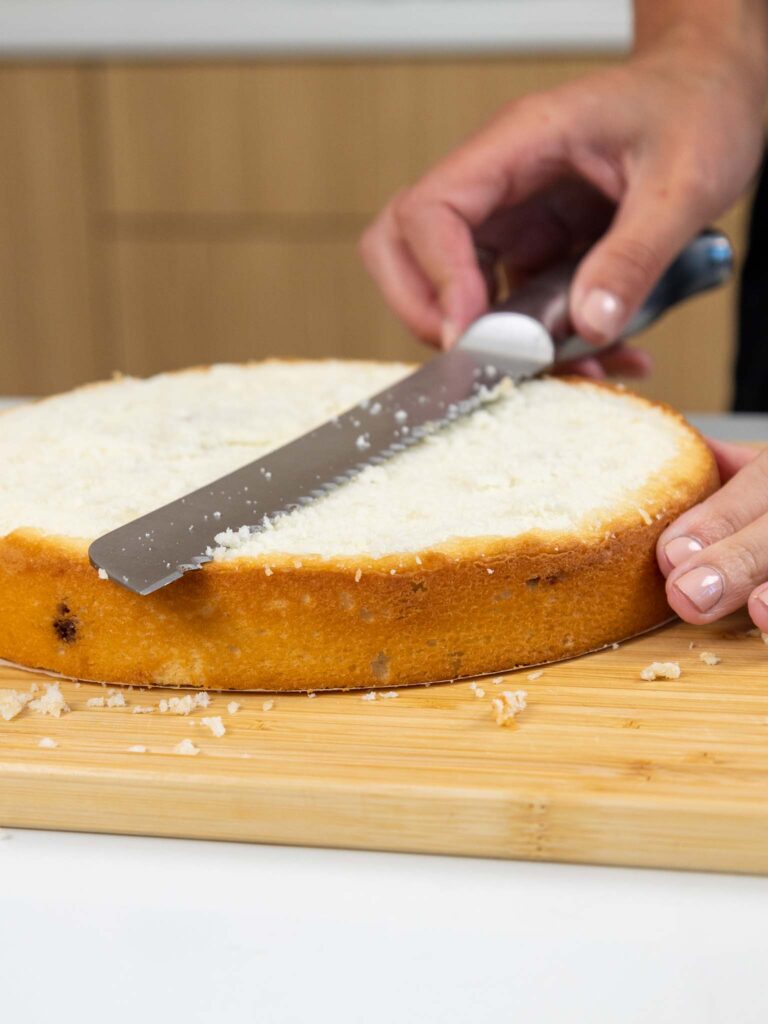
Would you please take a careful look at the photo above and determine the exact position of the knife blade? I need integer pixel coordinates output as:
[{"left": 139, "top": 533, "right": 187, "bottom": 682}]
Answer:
[{"left": 89, "top": 229, "right": 732, "bottom": 596}]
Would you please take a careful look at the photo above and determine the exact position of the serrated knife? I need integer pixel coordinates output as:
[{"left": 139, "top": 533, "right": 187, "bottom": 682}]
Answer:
[{"left": 89, "top": 229, "right": 732, "bottom": 595}]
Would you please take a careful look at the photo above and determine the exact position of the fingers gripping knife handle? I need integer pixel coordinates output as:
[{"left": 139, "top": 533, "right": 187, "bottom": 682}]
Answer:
[{"left": 497, "top": 229, "right": 733, "bottom": 365}]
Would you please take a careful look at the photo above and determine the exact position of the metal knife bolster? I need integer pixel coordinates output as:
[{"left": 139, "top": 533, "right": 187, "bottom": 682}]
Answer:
[{"left": 460, "top": 228, "right": 733, "bottom": 365}]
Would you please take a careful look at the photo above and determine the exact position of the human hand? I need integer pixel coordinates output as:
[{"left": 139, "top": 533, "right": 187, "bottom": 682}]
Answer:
[
  {"left": 360, "top": 37, "right": 766, "bottom": 377},
  {"left": 658, "top": 440, "right": 768, "bottom": 629}
]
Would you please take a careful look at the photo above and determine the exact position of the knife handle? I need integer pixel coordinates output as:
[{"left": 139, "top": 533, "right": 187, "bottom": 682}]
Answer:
[{"left": 496, "top": 228, "right": 733, "bottom": 366}]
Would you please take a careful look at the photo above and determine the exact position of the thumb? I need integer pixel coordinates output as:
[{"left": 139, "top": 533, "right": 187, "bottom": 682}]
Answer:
[{"left": 570, "top": 175, "right": 706, "bottom": 344}]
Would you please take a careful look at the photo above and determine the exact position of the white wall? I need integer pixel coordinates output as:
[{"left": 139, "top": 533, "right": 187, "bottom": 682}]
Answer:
[{"left": 0, "top": 0, "right": 632, "bottom": 56}]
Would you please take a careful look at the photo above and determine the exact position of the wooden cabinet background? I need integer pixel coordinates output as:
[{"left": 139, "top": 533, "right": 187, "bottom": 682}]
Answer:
[{"left": 0, "top": 57, "right": 749, "bottom": 409}]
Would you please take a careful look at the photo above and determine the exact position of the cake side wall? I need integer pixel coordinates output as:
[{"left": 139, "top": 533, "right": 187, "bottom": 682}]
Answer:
[{"left": 0, "top": 522, "right": 678, "bottom": 690}]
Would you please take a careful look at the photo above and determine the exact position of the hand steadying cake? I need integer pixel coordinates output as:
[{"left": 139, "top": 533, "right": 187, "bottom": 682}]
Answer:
[{"left": 361, "top": 0, "right": 768, "bottom": 631}]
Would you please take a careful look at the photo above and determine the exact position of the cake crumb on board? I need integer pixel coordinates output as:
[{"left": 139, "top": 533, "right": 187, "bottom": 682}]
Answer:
[
  {"left": 699, "top": 651, "right": 721, "bottom": 666},
  {"left": 227, "top": 701, "right": 241, "bottom": 715},
  {"left": 491, "top": 689, "right": 527, "bottom": 727},
  {"left": 29, "top": 683, "right": 70, "bottom": 718},
  {"left": 640, "top": 661, "right": 681, "bottom": 681},
  {"left": 173, "top": 739, "right": 200, "bottom": 756},
  {"left": 128, "top": 745, "right": 147, "bottom": 754},
  {"left": 38, "top": 737, "right": 58, "bottom": 749},
  {"left": 261, "top": 700, "right": 274, "bottom": 712},
  {"left": 159, "top": 692, "right": 209, "bottom": 716},
  {"left": 0, "top": 689, "right": 30, "bottom": 722},
  {"left": 201, "top": 716, "right": 226, "bottom": 738},
  {"left": 526, "top": 670, "right": 543, "bottom": 682}
]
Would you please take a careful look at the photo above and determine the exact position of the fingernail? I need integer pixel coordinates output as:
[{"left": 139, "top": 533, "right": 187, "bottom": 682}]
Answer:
[
  {"left": 664, "top": 535, "right": 703, "bottom": 568},
  {"left": 580, "top": 289, "right": 625, "bottom": 341},
  {"left": 441, "top": 320, "right": 459, "bottom": 348},
  {"left": 753, "top": 588, "right": 768, "bottom": 612},
  {"left": 673, "top": 566, "right": 723, "bottom": 612}
]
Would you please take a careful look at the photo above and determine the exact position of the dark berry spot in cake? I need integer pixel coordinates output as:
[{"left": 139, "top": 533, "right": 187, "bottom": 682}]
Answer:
[
  {"left": 525, "top": 577, "right": 540, "bottom": 589},
  {"left": 53, "top": 610, "right": 78, "bottom": 643},
  {"left": 410, "top": 579, "right": 426, "bottom": 593}
]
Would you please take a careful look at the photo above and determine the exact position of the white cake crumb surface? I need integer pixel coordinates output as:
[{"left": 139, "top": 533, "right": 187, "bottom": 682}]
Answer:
[
  {"left": 491, "top": 690, "right": 527, "bottom": 727},
  {"left": 106, "top": 692, "right": 126, "bottom": 708},
  {"left": 29, "top": 683, "right": 70, "bottom": 718},
  {"left": 699, "top": 651, "right": 721, "bottom": 666},
  {"left": 97, "top": 567, "right": 109, "bottom": 580},
  {"left": 38, "top": 737, "right": 58, "bottom": 749},
  {"left": 173, "top": 738, "right": 200, "bottom": 756},
  {"left": 201, "top": 715, "right": 226, "bottom": 738},
  {"left": 227, "top": 701, "right": 241, "bottom": 715},
  {"left": 361, "top": 692, "right": 377, "bottom": 702},
  {"left": 639, "top": 661, "right": 681, "bottom": 681},
  {"left": 0, "top": 367, "right": 688, "bottom": 563},
  {"left": 637, "top": 507, "right": 653, "bottom": 526},
  {"left": 128, "top": 745, "right": 147, "bottom": 753}
]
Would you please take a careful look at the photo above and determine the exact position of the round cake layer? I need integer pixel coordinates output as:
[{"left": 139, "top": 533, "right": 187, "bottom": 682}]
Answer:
[{"left": 0, "top": 362, "right": 718, "bottom": 690}]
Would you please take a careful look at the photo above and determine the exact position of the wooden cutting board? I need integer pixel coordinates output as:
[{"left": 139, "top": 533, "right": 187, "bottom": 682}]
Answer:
[{"left": 2, "top": 611, "right": 768, "bottom": 874}]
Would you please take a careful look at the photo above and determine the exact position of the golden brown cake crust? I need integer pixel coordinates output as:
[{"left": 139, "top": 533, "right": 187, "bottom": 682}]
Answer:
[{"left": 0, "top": 377, "right": 718, "bottom": 691}]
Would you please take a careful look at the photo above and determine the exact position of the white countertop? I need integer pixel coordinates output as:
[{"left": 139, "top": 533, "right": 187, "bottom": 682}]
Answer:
[
  {"left": 2, "top": 827, "right": 768, "bottom": 1024},
  {"left": 0, "top": 1, "right": 632, "bottom": 57}
]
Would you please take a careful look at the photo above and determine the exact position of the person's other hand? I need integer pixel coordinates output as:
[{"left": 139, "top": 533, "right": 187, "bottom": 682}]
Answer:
[
  {"left": 658, "top": 440, "right": 768, "bottom": 629},
  {"left": 360, "top": 38, "right": 765, "bottom": 377}
]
